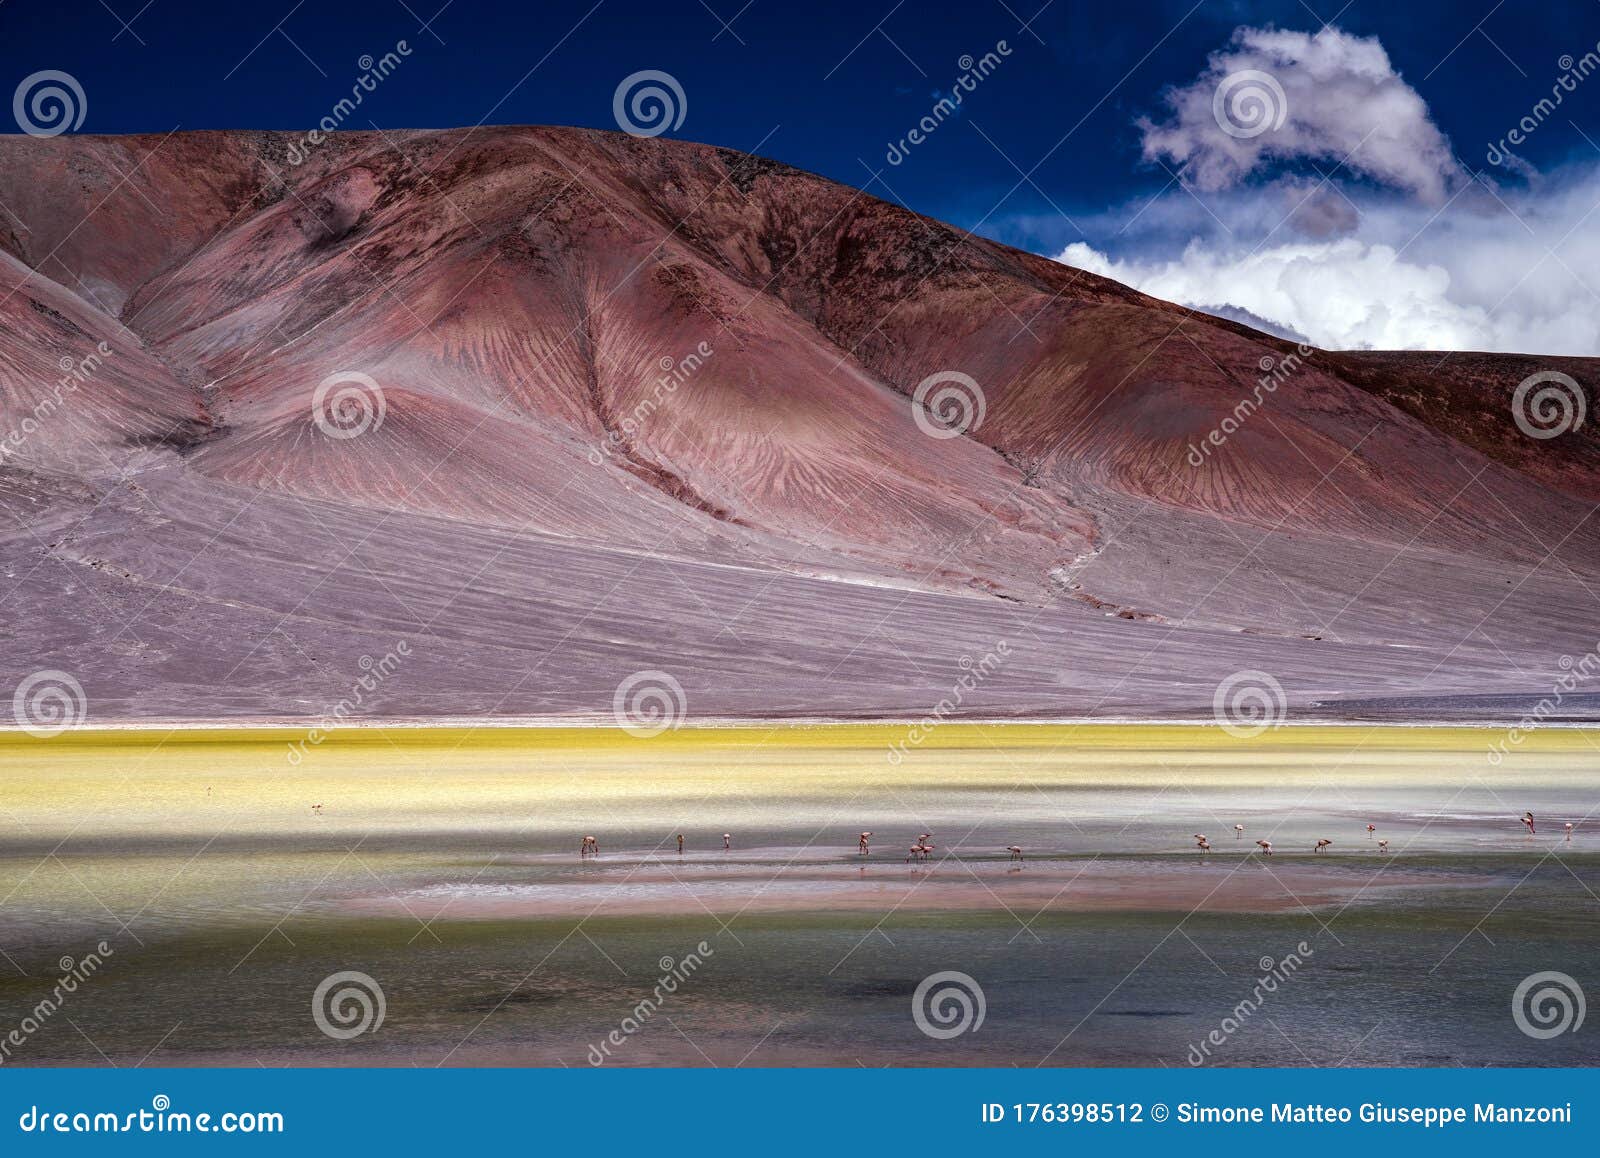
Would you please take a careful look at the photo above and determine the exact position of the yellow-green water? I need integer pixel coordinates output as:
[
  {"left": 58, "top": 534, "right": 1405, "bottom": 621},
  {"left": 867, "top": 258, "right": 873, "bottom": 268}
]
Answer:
[{"left": 1, "top": 726, "right": 1596, "bottom": 1067}]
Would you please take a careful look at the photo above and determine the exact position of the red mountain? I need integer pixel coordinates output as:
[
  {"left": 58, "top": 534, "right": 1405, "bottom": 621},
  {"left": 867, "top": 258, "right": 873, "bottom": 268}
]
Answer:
[{"left": 1, "top": 127, "right": 1595, "bottom": 722}]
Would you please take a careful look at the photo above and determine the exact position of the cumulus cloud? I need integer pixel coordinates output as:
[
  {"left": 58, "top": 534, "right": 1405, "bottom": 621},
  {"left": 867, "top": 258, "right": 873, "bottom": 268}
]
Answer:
[
  {"left": 1139, "top": 26, "right": 1462, "bottom": 202},
  {"left": 1057, "top": 165, "right": 1600, "bottom": 354}
]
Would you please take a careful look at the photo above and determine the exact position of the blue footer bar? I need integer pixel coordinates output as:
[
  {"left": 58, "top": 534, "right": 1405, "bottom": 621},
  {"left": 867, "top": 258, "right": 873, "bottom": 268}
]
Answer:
[{"left": 2, "top": 1069, "right": 1596, "bottom": 1150}]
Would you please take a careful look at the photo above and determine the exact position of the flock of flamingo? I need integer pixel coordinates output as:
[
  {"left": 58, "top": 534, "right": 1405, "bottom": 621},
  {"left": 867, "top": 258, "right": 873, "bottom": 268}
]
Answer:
[{"left": 570, "top": 813, "right": 1575, "bottom": 862}]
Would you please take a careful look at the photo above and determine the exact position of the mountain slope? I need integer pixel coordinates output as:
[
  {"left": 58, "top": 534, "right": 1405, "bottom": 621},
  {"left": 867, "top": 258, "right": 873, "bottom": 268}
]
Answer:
[{"left": 0, "top": 126, "right": 1595, "bottom": 723}]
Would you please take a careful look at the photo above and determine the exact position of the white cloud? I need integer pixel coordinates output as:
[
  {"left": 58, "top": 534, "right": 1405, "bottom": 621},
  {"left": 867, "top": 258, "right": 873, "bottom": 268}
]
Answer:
[
  {"left": 1057, "top": 168, "right": 1600, "bottom": 354},
  {"left": 1139, "top": 25, "right": 1462, "bottom": 202}
]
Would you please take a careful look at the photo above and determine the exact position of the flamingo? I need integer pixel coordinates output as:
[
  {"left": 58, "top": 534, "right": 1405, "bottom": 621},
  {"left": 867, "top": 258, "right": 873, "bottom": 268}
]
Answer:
[
  {"left": 1522, "top": 812, "right": 1537, "bottom": 835},
  {"left": 1233, "top": 824, "right": 1245, "bottom": 837},
  {"left": 676, "top": 833, "right": 685, "bottom": 854},
  {"left": 1193, "top": 833, "right": 1208, "bottom": 843},
  {"left": 580, "top": 835, "right": 599, "bottom": 857},
  {"left": 1196, "top": 836, "right": 1212, "bottom": 854},
  {"left": 1377, "top": 839, "right": 1390, "bottom": 853},
  {"left": 723, "top": 833, "right": 731, "bottom": 850},
  {"left": 1366, "top": 824, "right": 1376, "bottom": 837},
  {"left": 1255, "top": 840, "right": 1273, "bottom": 856},
  {"left": 1006, "top": 845, "right": 1023, "bottom": 861},
  {"left": 1314, "top": 838, "right": 1333, "bottom": 853},
  {"left": 1565, "top": 822, "right": 1575, "bottom": 840},
  {"left": 905, "top": 843, "right": 926, "bottom": 863},
  {"left": 858, "top": 832, "right": 873, "bottom": 855}
]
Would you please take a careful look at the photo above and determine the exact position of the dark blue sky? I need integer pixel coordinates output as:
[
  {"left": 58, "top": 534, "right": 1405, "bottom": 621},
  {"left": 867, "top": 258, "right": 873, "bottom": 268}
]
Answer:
[{"left": 4, "top": 0, "right": 1596, "bottom": 252}]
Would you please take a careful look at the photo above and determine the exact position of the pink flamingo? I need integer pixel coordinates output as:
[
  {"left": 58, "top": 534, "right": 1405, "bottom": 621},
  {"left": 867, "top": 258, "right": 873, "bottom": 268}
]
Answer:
[
  {"left": 906, "top": 844, "right": 925, "bottom": 862},
  {"left": 1255, "top": 840, "right": 1273, "bottom": 856},
  {"left": 580, "top": 835, "right": 599, "bottom": 857},
  {"left": 723, "top": 833, "right": 731, "bottom": 850},
  {"left": 1366, "top": 824, "right": 1376, "bottom": 837},
  {"left": 1377, "top": 839, "right": 1390, "bottom": 853},
  {"left": 1196, "top": 836, "right": 1212, "bottom": 854},
  {"left": 1006, "top": 845, "right": 1023, "bottom": 861},
  {"left": 1522, "top": 812, "right": 1536, "bottom": 835},
  {"left": 1314, "top": 838, "right": 1333, "bottom": 853},
  {"left": 1565, "top": 822, "right": 1574, "bottom": 840},
  {"left": 1233, "top": 824, "right": 1244, "bottom": 837},
  {"left": 858, "top": 832, "right": 873, "bottom": 855}
]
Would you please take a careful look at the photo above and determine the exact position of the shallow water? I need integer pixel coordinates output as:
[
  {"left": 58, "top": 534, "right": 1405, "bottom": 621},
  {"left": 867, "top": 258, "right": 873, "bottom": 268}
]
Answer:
[{"left": 1, "top": 728, "right": 1596, "bottom": 1067}]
